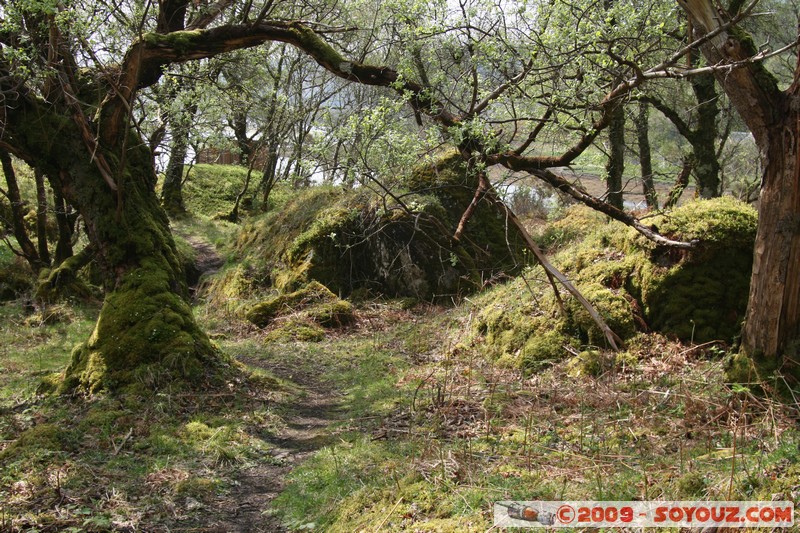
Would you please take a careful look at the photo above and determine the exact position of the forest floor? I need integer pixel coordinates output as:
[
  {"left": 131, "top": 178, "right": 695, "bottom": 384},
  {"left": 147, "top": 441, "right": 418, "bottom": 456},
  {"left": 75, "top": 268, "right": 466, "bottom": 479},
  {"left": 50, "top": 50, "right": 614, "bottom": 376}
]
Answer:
[{"left": 1, "top": 211, "right": 799, "bottom": 532}]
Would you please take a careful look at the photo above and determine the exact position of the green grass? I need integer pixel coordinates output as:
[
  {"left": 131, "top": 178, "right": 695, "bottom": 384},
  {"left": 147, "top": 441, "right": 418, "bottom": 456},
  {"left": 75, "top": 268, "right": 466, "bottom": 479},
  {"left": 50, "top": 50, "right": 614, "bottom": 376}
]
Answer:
[
  {"left": 0, "top": 303, "right": 97, "bottom": 405},
  {"left": 271, "top": 302, "right": 800, "bottom": 531}
]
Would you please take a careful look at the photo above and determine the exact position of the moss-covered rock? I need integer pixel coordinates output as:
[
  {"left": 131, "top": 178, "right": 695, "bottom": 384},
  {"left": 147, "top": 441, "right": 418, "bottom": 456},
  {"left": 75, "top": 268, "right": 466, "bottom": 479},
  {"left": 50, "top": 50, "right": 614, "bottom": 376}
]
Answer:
[
  {"left": 210, "top": 150, "right": 529, "bottom": 303},
  {"left": 471, "top": 197, "right": 757, "bottom": 373},
  {"left": 246, "top": 281, "right": 354, "bottom": 330},
  {"left": 263, "top": 318, "right": 327, "bottom": 343}
]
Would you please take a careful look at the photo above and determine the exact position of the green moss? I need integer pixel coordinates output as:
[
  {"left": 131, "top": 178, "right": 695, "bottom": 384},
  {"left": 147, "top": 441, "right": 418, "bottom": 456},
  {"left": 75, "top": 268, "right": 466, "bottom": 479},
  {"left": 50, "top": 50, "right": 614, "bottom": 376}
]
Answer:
[
  {"left": 142, "top": 29, "right": 204, "bottom": 54},
  {"left": 0, "top": 256, "right": 33, "bottom": 300},
  {"left": 677, "top": 471, "right": 708, "bottom": 497},
  {"left": 308, "top": 299, "right": 355, "bottom": 327},
  {"left": 0, "top": 423, "right": 69, "bottom": 461},
  {"left": 566, "top": 350, "right": 607, "bottom": 377},
  {"left": 263, "top": 319, "right": 326, "bottom": 343},
  {"left": 567, "top": 283, "right": 636, "bottom": 346},
  {"left": 520, "top": 329, "right": 571, "bottom": 372},
  {"left": 210, "top": 151, "right": 528, "bottom": 304},
  {"left": 472, "top": 198, "right": 757, "bottom": 373},
  {"left": 60, "top": 258, "right": 226, "bottom": 394},
  {"left": 174, "top": 476, "right": 218, "bottom": 499}
]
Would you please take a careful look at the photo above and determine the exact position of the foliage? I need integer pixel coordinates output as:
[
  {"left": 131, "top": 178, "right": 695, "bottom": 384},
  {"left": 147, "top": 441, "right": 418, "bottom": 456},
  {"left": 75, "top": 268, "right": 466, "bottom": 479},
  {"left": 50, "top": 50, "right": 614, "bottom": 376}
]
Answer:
[
  {"left": 474, "top": 198, "right": 757, "bottom": 375},
  {"left": 208, "top": 153, "right": 529, "bottom": 306}
]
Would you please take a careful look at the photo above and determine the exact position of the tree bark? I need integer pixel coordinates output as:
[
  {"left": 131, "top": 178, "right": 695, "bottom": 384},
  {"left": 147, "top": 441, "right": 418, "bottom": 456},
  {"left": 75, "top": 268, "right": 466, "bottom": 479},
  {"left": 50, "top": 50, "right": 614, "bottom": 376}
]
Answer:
[
  {"left": 635, "top": 101, "right": 658, "bottom": 209},
  {"left": 34, "top": 168, "right": 52, "bottom": 267},
  {"left": 735, "top": 109, "right": 800, "bottom": 382},
  {"left": 0, "top": 151, "right": 44, "bottom": 272},
  {"left": 689, "top": 71, "right": 721, "bottom": 198},
  {"left": 52, "top": 186, "right": 74, "bottom": 264},
  {"left": 678, "top": 0, "right": 798, "bottom": 383},
  {"left": 605, "top": 94, "right": 626, "bottom": 210},
  {"left": 162, "top": 101, "right": 198, "bottom": 216},
  {"left": 2, "top": 87, "right": 222, "bottom": 393}
]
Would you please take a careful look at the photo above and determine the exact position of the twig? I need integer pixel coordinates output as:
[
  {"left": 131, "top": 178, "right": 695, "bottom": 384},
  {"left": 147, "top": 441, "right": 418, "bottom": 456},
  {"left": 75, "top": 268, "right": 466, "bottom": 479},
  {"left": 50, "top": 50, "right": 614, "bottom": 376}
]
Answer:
[{"left": 374, "top": 497, "right": 403, "bottom": 532}]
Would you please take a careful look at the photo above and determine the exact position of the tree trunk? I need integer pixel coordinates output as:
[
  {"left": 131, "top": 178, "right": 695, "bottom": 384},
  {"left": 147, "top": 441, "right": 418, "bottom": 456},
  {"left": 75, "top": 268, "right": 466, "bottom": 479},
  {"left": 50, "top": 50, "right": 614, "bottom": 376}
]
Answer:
[
  {"left": 53, "top": 187, "right": 74, "bottom": 264},
  {"left": 635, "top": 101, "right": 658, "bottom": 209},
  {"left": 0, "top": 151, "right": 44, "bottom": 272},
  {"left": 161, "top": 101, "right": 198, "bottom": 216},
  {"left": 605, "top": 97, "right": 625, "bottom": 210},
  {"left": 34, "top": 168, "right": 52, "bottom": 267},
  {"left": 689, "top": 72, "right": 721, "bottom": 198},
  {"left": 60, "top": 141, "right": 222, "bottom": 392},
  {"left": 733, "top": 113, "right": 800, "bottom": 383},
  {"left": 4, "top": 94, "right": 222, "bottom": 393},
  {"left": 677, "top": 0, "right": 799, "bottom": 383}
]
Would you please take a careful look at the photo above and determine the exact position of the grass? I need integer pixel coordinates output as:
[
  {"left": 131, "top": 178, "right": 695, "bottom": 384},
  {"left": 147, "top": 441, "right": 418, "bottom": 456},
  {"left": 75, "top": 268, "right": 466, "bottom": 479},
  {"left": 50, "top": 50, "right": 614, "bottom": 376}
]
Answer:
[
  {"left": 0, "top": 303, "right": 97, "bottom": 404},
  {"left": 1, "top": 190, "right": 798, "bottom": 531},
  {"left": 3, "top": 284, "right": 797, "bottom": 531},
  {"left": 272, "top": 302, "right": 800, "bottom": 531},
  {"left": 0, "top": 297, "right": 302, "bottom": 532}
]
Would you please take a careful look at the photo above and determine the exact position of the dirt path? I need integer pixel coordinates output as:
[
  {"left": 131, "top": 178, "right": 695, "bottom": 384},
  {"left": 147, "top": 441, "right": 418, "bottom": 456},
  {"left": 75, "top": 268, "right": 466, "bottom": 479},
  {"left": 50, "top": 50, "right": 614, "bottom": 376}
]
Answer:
[
  {"left": 174, "top": 234, "right": 342, "bottom": 531},
  {"left": 203, "top": 355, "right": 342, "bottom": 532},
  {"left": 186, "top": 236, "right": 224, "bottom": 278}
]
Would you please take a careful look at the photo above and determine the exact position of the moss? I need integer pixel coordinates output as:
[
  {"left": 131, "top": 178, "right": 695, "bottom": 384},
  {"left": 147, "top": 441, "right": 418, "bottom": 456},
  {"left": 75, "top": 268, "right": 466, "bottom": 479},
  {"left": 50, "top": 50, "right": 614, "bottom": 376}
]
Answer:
[
  {"left": 472, "top": 198, "right": 757, "bottom": 374},
  {"left": 142, "top": 30, "right": 205, "bottom": 54},
  {"left": 210, "top": 151, "right": 528, "bottom": 304},
  {"left": 263, "top": 318, "right": 326, "bottom": 343},
  {"left": 174, "top": 477, "right": 218, "bottom": 499},
  {"left": 566, "top": 350, "right": 607, "bottom": 377},
  {"left": 307, "top": 299, "right": 355, "bottom": 327},
  {"left": 567, "top": 283, "right": 636, "bottom": 346},
  {"left": 246, "top": 281, "right": 339, "bottom": 328},
  {"left": 0, "top": 423, "right": 68, "bottom": 461},
  {"left": 677, "top": 471, "right": 708, "bottom": 497},
  {"left": 520, "top": 329, "right": 571, "bottom": 372},
  {"left": 60, "top": 258, "right": 226, "bottom": 394},
  {"left": 0, "top": 257, "right": 33, "bottom": 300}
]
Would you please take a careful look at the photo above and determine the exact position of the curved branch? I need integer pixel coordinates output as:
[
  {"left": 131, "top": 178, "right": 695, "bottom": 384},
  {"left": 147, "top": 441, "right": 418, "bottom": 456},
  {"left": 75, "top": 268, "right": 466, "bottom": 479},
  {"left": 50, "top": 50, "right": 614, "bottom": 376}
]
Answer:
[{"left": 639, "top": 95, "right": 696, "bottom": 142}]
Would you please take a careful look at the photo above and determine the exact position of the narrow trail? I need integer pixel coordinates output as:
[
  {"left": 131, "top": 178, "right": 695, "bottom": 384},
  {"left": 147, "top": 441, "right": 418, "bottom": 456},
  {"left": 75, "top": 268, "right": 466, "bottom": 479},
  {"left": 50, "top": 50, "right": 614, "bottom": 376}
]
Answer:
[
  {"left": 186, "top": 236, "right": 225, "bottom": 278},
  {"left": 204, "top": 356, "right": 343, "bottom": 532},
  {"left": 179, "top": 235, "right": 342, "bottom": 532}
]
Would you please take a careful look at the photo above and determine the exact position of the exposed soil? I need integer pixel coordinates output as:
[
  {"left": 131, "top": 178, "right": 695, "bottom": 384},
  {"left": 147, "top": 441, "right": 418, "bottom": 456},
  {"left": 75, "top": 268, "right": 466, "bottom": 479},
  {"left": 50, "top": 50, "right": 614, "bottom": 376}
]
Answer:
[
  {"left": 187, "top": 237, "right": 225, "bottom": 278},
  {"left": 172, "top": 235, "right": 344, "bottom": 532},
  {"left": 173, "top": 353, "right": 342, "bottom": 533}
]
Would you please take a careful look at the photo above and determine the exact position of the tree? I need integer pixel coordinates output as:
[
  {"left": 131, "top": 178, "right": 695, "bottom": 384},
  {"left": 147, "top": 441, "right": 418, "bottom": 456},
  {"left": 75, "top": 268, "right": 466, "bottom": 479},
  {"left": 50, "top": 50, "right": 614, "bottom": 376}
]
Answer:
[
  {"left": 634, "top": 100, "right": 659, "bottom": 208},
  {"left": 642, "top": 68, "right": 723, "bottom": 198},
  {"left": 2, "top": 0, "right": 793, "bottom": 393},
  {"left": 674, "top": 0, "right": 800, "bottom": 383}
]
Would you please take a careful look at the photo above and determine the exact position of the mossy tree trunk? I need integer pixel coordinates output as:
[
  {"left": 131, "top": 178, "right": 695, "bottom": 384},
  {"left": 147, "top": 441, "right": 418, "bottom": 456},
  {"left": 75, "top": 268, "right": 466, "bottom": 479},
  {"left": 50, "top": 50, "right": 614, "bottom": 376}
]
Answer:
[
  {"left": 33, "top": 169, "right": 52, "bottom": 267},
  {"left": 688, "top": 71, "right": 721, "bottom": 198},
  {"left": 635, "top": 101, "right": 658, "bottom": 209},
  {"left": 0, "top": 150, "right": 46, "bottom": 273},
  {"left": 605, "top": 87, "right": 626, "bottom": 211},
  {"left": 53, "top": 187, "right": 75, "bottom": 264},
  {"left": 62, "top": 141, "right": 220, "bottom": 392},
  {"left": 2, "top": 88, "right": 221, "bottom": 393},
  {"left": 678, "top": 0, "right": 800, "bottom": 383},
  {"left": 162, "top": 100, "right": 198, "bottom": 216}
]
